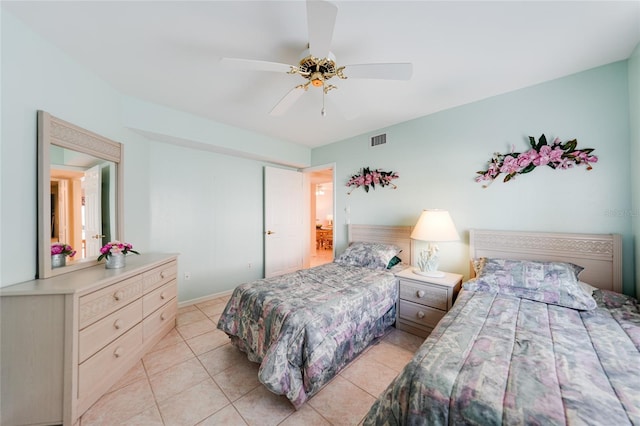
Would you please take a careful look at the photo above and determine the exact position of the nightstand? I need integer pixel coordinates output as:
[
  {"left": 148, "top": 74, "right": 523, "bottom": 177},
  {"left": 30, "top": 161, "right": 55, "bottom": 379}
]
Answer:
[{"left": 395, "top": 267, "right": 463, "bottom": 338}]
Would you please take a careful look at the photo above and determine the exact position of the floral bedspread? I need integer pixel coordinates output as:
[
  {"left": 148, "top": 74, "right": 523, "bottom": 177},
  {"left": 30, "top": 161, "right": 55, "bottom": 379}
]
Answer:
[
  {"left": 365, "top": 289, "right": 640, "bottom": 425},
  {"left": 217, "top": 262, "right": 398, "bottom": 408}
]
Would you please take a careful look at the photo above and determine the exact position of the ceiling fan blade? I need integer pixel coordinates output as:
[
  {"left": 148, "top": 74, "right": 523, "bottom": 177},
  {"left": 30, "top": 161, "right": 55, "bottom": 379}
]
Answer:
[
  {"left": 220, "top": 57, "right": 294, "bottom": 73},
  {"left": 270, "top": 86, "right": 307, "bottom": 116},
  {"left": 343, "top": 63, "right": 413, "bottom": 80},
  {"left": 307, "top": 0, "right": 337, "bottom": 59}
]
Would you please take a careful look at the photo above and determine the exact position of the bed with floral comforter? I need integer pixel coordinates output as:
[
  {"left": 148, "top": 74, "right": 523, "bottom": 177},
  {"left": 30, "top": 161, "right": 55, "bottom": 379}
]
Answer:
[
  {"left": 365, "top": 258, "right": 640, "bottom": 425},
  {"left": 217, "top": 242, "right": 402, "bottom": 408}
]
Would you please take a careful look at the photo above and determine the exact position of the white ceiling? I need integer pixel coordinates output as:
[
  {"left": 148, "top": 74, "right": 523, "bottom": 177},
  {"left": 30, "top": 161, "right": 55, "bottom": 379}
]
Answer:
[{"left": 4, "top": 1, "right": 640, "bottom": 148}]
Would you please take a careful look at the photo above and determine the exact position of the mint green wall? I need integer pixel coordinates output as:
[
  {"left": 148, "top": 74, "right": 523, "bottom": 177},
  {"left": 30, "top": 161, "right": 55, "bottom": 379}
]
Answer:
[
  {"left": 629, "top": 43, "right": 640, "bottom": 298},
  {"left": 146, "top": 142, "right": 267, "bottom": 301},
  {"left": 121, "top": 97, "right": 309, "bottom": 168},
  {"left": 0, "top": 10, "right": 308, "bottom": 301},
  {"left": 2, "top": 8, "right": 636, "bottom": 298},
  {"left": 313, "top": 61, "right": 635, "bottom": 295},
  {"left": 1, "top": 10, "right": 151, "bottom": 286}
]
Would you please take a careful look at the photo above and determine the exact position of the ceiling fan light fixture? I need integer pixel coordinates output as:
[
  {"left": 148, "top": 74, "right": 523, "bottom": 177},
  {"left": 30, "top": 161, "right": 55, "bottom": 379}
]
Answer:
[
  {"left": 225, "top": 0, "right": 413, "bottom": 117},
  {"left": 311, "top": 74, "right": 324, "bottom": 87}
]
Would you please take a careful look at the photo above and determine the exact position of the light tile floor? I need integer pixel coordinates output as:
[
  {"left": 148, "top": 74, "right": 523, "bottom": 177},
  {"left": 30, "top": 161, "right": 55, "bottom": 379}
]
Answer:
[
  {"left": 80, "top": 296, "right": 424, "bottom": 426},
  {"left": 310, "top": 249, "right": 333, "bottom": 268}
]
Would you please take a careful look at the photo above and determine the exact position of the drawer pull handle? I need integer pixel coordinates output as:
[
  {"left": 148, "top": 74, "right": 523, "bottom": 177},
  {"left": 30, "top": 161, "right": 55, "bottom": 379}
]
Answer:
[
  {"left": 114, "top": 347, "right": 124, "bottom": 358},
  {"left": 417, "top": 290, "right": 425, "bottom": 298},
  {"left": 114, "top": 319, "right": 123, "bottom": 330},
  {"left": 160, "top": 271, "right": 166, "bottom": 278},
  {"left": 160, "top": 292, "right": 166, "bottom": 300},
  {"left": 113, "top": 291, "right": 124, "bottom": 301},
  {"left": 160, "top": 312, "right": 166, "bottom": 321},
  {"left": 417, "top": 311, "right": 425, "bottom": 319}
]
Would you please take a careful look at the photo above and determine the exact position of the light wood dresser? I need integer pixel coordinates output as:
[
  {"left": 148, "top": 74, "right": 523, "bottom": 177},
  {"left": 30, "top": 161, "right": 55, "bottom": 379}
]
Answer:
[{"left": 0, "top": 253, "right": 178, "bottom": 426}]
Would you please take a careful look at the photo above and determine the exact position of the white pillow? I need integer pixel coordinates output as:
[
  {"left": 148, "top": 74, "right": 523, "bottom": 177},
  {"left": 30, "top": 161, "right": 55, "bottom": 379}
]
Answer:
[
  {"left": 334, "top": 241, "right": 402, "bottom": 270},
  {"left": 579, "top": 281, "right": 598, "bottom": 296}
]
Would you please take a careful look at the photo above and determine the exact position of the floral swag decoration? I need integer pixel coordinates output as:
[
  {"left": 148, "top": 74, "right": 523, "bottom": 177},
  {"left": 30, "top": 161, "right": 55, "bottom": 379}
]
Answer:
[
  {"left": 475, "top": 134, "right": 598, "bottom": 187},
  {"left": 346, "top": 167, "right": 399, "bottom": 194},
  {"left": 97, "top": 241, "right": 140, "bottom": 261}
]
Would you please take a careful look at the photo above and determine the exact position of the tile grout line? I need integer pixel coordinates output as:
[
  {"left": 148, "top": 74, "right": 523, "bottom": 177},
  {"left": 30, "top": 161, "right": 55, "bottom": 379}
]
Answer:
[
  {"left": 178, "top": 306, "right": 241, "bottom": 426},
  {"left": 191, "top": 301, "right": 256, "bottom": 426},
  {"left": 140, "top": 355, "right": 168, "bottom": 425},
  {"left": 100, "top": 296, "right": 418, "bottom": 426}
]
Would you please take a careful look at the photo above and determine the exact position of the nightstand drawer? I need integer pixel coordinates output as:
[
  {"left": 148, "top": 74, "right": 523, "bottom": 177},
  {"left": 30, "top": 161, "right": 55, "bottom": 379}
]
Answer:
[
  {"left": 399, "top": 299, "right": 445, "bottom": 329},
  {"left": 399, "top": 279, "right": 448, "bottom": 310}
]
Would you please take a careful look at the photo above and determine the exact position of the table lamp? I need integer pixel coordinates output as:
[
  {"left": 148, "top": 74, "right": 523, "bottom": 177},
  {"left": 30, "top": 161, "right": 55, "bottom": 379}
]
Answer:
[
  {"left": 410, "top": 209, "right": 459, "bottom": 277},
  {"left": 326, "top": 214, "right": 333, "bottom": 226}
]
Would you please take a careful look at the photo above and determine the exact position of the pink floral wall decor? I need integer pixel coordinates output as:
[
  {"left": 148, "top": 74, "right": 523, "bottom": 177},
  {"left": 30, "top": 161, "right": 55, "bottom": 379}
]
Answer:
[
  {"left": 346, "top": 167, "right": 399, "bottom": 194},
  {"left": 475, "top": 134, "right": 598, "bottom": 188}
]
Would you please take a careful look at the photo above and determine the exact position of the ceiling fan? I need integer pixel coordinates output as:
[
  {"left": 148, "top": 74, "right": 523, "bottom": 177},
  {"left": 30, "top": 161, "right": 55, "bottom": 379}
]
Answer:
[{"left": 220, "top": 0, "right": 413, "bottom": 117}]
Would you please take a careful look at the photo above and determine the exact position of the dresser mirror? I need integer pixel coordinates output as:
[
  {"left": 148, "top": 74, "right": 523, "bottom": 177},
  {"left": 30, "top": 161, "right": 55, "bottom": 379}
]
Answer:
[{"left": 37, "top": 111, "right": 124, "bottom": 278}]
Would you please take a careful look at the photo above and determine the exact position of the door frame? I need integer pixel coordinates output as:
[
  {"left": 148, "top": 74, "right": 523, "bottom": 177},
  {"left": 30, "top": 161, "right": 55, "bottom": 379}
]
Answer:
[{"left": 301, "top": 163, "right": 336, "bottom": 268}]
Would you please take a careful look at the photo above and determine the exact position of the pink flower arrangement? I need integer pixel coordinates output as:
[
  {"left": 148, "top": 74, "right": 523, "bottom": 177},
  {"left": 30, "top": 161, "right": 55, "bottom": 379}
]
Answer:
[
  {"left": 51, "top": 243, "right": 76, "bottom": 257},
  {"left": 97, "top": 241, "right": 140, "bottom": 261},
  {"left": 475, "top": 134, "right": 598, "bottom": 187},
  {"left": 346, "top": 167, "right": 399, "bottom": 194}
]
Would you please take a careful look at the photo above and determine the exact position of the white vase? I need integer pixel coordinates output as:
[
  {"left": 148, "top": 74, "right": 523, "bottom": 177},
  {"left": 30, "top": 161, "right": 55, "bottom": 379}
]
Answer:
[
  {"left": 51, "top": 254, "right": 66, "bottom": 268},
  {"left": 105, "top": 253, "right": 126, "bottom": 269}
]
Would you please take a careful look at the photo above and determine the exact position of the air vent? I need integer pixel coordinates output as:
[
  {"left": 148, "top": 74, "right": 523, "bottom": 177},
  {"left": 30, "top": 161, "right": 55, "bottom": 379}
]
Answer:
[{"left": 370, "top": 134, "right": 387, "bottom": 147}]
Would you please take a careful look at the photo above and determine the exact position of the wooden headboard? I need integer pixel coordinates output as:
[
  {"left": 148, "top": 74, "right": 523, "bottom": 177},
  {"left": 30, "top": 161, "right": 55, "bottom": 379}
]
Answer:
[
  {"left": 469, "top": 229, "right": 622, "bottom": 293},
  {"left": 348, "top": 225, "right": 413, "bottom": 265}
]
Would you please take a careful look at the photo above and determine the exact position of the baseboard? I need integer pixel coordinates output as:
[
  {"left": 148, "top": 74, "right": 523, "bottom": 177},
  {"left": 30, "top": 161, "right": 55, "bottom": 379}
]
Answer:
[{"left": 178, "top": 289, "right": 234, "bottom": 308}]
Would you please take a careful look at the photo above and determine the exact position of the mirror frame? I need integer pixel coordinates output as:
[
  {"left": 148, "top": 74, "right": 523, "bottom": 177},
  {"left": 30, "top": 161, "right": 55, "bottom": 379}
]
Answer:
[{"left": 37, "top": 110, "right": 124, "bottom": 278}]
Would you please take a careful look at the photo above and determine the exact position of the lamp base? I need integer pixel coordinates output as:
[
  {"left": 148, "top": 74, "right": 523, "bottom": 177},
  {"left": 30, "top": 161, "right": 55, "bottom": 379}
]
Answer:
[{"left": 413, "top": 268, "right": 445, "bottom": 278}]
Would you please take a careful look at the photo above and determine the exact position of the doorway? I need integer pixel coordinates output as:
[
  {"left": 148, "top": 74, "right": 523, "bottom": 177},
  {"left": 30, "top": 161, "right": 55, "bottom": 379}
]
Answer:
[{"left": 307, "top": 167, "right": 334, "bottom": 268}]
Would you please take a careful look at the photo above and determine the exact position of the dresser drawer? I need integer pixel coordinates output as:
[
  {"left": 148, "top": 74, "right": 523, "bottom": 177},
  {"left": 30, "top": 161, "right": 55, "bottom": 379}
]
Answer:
[
  {"left": 399, "top": 279, "right": 449, "bottom": 310},
  {"left": 79, "top": 276, "right": 143, "bottom": 329},
  {"left": 143, "top": 260, "right": 177, "bottom": 292},
  {"left": 399, "top": 299, "right": 445, "bottom": 329},
  {"left": 78, "top": 298, "right": 143, "bottom": 363},
  {"left": 78, "top": 323, "right": 143, "bottom": 398},
  {"left": 143, "top": 280, "right": 177, "bottom": 317},
  {"left": 143, "top": 299, "right": 177, "bottom": 340}
]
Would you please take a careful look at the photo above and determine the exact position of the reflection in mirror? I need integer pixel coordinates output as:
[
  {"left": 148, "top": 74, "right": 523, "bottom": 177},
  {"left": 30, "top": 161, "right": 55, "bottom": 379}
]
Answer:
[
  {"left": 38, "top": 111, "right": 123, "bottom": 278},
  {"left": 49, "top": 146, "right": 117, "bottom": 262}
]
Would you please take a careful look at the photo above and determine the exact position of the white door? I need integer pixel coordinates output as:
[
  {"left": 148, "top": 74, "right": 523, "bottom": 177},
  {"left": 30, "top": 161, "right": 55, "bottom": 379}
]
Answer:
[
  {"left": 264, "top": 166, "right": 304, "bottom": 278},
  {"left": 83, "top": 165, "right": 102, "bottom": 257},
  {"left": 53, "top": 179, "right": 69, "bottom": 243}
]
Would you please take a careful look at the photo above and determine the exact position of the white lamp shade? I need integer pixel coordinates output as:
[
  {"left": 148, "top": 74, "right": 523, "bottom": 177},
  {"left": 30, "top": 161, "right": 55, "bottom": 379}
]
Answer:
[{"left": 410, "top": 209, "right": 459, "bottom": 242}]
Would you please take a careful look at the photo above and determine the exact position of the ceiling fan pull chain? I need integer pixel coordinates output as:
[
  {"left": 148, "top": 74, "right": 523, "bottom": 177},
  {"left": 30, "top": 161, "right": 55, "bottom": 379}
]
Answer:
[
  {"left": 321, "top": 86, "right": 327, "bottom": 117},
  {"left": 222, "top": 0, "right": 412, "bottom": 118}
]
